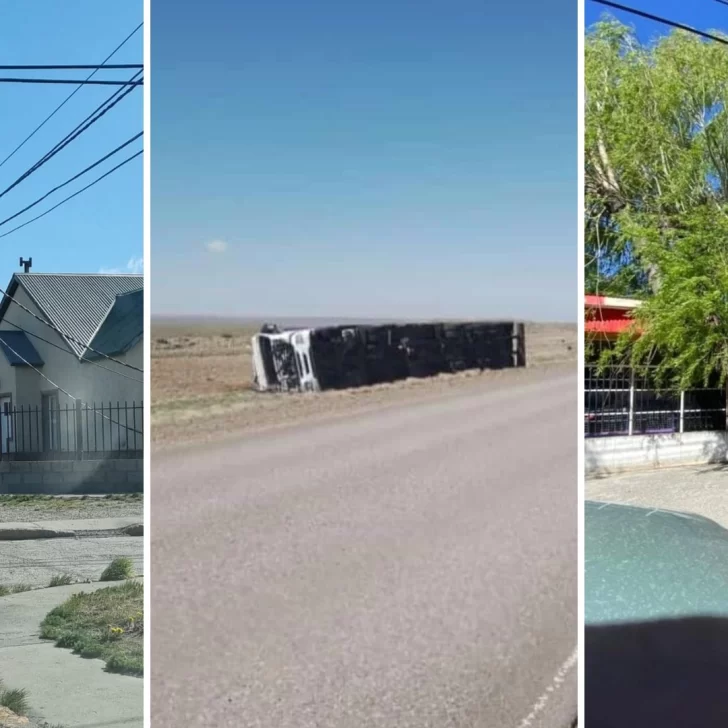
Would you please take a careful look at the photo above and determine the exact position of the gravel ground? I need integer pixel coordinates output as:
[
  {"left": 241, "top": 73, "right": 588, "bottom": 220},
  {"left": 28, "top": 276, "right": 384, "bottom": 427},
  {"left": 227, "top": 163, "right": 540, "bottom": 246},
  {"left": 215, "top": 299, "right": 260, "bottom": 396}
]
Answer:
[
  {"left": 586, "top": 464, "right": 728, "bottom": 529},
  {"left": 0, "top": 495, "right": 143, "bottom": 523},
  {"left": 0, "top": 536, "right": 143, "bottom": 589}
]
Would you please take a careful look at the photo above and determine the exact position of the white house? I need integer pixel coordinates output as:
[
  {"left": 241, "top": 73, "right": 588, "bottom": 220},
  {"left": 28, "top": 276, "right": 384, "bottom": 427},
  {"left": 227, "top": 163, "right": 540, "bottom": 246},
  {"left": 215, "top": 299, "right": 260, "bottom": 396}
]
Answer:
[{"left": 0, "top": 273, "right": 143, "bottom": 456}]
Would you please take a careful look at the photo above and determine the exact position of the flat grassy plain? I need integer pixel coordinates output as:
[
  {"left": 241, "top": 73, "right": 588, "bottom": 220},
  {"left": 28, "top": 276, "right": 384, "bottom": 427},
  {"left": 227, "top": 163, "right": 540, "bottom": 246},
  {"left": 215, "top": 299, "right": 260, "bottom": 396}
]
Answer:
[{"left": 151, "top": 318, "right": 576, "bottom": 447}]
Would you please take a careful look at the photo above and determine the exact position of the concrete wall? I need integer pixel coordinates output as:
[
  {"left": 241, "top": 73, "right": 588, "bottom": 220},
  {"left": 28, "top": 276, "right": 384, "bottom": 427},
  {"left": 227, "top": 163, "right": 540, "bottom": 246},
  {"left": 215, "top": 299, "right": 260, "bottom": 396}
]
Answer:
[
  {"left": 0, "top": 458, "right": 142, "bottom": 494},
  {"left": 586, "top": 431, "right": 728, "bottom": 475},
  {"left": 0, "top": 285, "right": 143, "bottom": 409}
]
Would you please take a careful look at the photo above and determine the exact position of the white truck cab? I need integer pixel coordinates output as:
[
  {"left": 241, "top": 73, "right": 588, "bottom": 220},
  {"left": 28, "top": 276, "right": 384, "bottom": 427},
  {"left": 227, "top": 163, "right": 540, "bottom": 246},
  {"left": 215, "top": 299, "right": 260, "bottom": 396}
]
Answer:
[
  {"left": 290, "top": 330, "right": 319, "bottom": 392},
  {"left": 251, "top": 327, "right": 320, "bottom": 392}
]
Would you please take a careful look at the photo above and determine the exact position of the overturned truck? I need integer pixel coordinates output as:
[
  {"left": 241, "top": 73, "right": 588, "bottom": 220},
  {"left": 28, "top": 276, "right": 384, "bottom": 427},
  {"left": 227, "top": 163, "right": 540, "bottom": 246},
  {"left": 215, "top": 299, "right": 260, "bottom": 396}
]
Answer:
[{"left": 252, "top": 321, "right": 527, "bottom": 393}]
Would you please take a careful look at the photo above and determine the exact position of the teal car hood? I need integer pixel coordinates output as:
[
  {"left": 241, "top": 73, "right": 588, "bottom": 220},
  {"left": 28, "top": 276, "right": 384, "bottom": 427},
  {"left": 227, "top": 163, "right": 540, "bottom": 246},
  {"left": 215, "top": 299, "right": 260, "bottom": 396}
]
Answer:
[{"left": 585, "top": 500, "right": 728, "bottom": 625}]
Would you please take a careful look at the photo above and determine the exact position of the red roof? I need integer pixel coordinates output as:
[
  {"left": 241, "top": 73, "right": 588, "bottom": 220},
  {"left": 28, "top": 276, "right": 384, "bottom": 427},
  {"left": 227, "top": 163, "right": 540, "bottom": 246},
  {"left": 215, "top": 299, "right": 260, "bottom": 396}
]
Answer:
[{"left": 585, "top": 294, "right": 641, "bottom": 336}]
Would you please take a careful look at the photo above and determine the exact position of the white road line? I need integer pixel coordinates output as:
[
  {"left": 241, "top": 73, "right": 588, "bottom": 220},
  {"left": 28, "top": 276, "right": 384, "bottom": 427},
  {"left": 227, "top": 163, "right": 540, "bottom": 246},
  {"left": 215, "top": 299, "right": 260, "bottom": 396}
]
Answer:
[{"left": 515, "top": 647, "right": 578, "bottom": 728}]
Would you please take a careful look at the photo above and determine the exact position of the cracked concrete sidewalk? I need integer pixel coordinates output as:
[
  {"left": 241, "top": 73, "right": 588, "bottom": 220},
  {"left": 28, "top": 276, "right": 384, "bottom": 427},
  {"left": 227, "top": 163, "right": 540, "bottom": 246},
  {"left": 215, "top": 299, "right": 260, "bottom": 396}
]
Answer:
[{"left": 0, "top": 581, "right": 143, "bottom": 728}]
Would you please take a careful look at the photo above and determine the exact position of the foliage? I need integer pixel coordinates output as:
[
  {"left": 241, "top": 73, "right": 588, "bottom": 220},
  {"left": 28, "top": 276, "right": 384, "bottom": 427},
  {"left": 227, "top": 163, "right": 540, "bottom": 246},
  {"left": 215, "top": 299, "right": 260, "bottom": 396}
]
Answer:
[
  {"left": 0, "top": 680, "right": 30, "bottom": 716},
  {"left": 49, "top": 574, "right": 74, "bottom": 588},
  {"left": 585, "top": 18, "right": 728, "bottom": 296},
  {"left": 607, "top": 207, "right": 728, "bottom": 389},
  {"left": 0, "top": 583, "right": 32, "bottom": 597},
  {"left": 40, "top": 581, "right": 143, "bottom": 676},
  {"left": 100, "top": 556, "right": 135, "bottom": 582},
  {"left": 586, "top": 18, "right": 728, "bottom": 388}
]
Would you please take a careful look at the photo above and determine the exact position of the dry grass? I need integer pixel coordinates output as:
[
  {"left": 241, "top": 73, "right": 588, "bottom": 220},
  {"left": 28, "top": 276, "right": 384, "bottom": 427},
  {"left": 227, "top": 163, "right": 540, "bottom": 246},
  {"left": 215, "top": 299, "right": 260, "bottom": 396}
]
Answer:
[{"left": 151, "top": 319, "right": 576, "bottom": 448}]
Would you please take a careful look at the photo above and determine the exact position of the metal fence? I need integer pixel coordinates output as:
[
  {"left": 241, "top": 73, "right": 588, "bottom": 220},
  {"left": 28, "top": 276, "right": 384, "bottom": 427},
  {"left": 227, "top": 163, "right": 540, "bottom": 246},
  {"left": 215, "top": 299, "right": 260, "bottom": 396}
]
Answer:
[
  {"left": 585, "top": 365, "right": 726, "bottom": 437},
  {"left": 0, "top": 401, "right": 143, "bottom": 460}
]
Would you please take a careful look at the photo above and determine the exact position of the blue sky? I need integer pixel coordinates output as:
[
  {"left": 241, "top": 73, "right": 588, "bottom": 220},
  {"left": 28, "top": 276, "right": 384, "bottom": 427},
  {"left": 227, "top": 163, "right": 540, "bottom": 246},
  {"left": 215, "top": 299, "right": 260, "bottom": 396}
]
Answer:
[
  {"left": 586, "top": 1, "right": 728, "bottom": 41},
  {"left": 0, "top": 1, "right": 143, "bottom": 292},
  {"left": 152, "top": 0, "right": 577, "bottom": 322}
]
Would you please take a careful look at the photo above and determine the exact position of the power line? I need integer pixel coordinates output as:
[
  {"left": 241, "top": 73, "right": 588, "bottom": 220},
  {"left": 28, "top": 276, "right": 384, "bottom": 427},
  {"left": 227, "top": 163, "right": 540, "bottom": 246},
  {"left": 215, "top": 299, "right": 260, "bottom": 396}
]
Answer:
[
  {"left": 592, "top": 0, "right": 728, "bottom": 46},
  {"left": 26, "top": 70, "right": 142, "bottom": 180},
  {"left": 0, "top": 74, "right": 141, "bottom": 199},
  {"left": 0, "top": 64, "right": 142, "bottom": 70},
  {"left": 0, "top": 23, "right": 142, "bottom": 171},
  {"left": 2, "top": 319, "right": 143, "bottom": 383},
  {"left": 0, "top": 150, "right": 142, "bottom": 241},
  {"left": 0, "top": 332, "right": 142, "bottom": 437},
  {"left": 0, "top": 332, "right": 80, "bottom": 402},
  {"left": 0, "top": 77, "right": 143, "bottom": 86},
  {"left": 0, "top": 132, "right": 143, "bottom": 227},
  {"left": 0, "top": 331, "right": 144, "bottom": 436}
]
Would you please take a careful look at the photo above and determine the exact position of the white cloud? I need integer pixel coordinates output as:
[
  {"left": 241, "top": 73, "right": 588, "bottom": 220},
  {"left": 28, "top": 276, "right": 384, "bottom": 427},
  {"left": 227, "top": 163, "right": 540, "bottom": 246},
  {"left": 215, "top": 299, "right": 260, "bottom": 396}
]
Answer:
[
  {"left": 99, "top": 256, "right": 144, "bottom": 275},
  {"left": 205, "top": 240, "right": 228, "bottom": 254},
  {"left": 126, "top": 256, "right": 144, "bottom": 274}
]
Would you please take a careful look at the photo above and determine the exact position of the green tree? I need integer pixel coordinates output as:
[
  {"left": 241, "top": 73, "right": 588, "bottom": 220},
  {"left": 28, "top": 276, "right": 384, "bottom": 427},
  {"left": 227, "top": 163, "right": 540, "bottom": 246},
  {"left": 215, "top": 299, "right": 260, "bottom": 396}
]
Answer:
[
  {"left": 585, "top": 19, "right": 728, "bottom": 296},
  {"left": 612, "top": 206, "right": 728, "bottom": 388},
  {"left": 586, "top": 18, "right": 728, "bottom": 388}
]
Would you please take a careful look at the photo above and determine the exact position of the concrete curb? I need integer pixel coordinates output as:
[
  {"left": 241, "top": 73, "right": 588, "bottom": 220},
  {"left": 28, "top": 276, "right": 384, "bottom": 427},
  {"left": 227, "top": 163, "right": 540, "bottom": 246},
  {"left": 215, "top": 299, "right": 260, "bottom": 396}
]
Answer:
[
  {"left": 0, "top": 526, "right": 75, "bottom": 541},
  {"left": 0, "top": 522, "right": 143, "bottom": 541}
]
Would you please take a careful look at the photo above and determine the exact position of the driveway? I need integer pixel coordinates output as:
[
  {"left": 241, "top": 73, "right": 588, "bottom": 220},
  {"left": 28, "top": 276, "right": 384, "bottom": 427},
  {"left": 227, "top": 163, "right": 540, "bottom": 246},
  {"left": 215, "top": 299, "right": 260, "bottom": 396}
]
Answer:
[{"left": 152, "top": 367, "right": 577, "bottom": 727}]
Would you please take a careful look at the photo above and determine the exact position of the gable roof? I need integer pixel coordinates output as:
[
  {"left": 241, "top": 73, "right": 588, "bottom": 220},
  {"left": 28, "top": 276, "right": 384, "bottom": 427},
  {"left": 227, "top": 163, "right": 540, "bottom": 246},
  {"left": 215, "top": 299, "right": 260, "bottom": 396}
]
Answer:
[
  {"left": 0, "top": 330, "right": 44, "bottom": 367},
  {"left": 0, "top": 273, "right": 144, "bottom": 359},
  {"left": 83, "top": 288, "right": 143, "bottom": 360}
]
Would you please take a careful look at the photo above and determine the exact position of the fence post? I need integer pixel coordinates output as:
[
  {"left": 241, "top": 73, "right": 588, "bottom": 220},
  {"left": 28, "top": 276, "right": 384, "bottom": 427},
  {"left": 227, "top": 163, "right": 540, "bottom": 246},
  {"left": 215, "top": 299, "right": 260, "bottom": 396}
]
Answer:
[
  {"left": 680, "top": 391, "right": 685, "bottom": 434},
  {"left": 75, "top": 400, "right": 83, "bottom": 461},
  {"left": 628, "top": 368, "right": 635, "bottom": 436}
]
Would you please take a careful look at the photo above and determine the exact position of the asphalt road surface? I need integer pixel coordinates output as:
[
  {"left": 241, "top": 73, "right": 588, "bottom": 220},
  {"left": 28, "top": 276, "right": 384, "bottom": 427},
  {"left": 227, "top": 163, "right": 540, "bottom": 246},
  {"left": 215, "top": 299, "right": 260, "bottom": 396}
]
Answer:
[{"left": 152, "top": 368, "right": 577, "bottom": 727}]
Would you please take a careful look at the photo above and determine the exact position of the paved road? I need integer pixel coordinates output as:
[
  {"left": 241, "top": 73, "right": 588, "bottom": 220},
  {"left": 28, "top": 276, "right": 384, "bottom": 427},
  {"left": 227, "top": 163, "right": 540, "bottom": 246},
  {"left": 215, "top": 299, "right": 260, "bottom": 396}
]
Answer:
[{"left": 152, "top": 369, "right": 577, "bottom": 727}]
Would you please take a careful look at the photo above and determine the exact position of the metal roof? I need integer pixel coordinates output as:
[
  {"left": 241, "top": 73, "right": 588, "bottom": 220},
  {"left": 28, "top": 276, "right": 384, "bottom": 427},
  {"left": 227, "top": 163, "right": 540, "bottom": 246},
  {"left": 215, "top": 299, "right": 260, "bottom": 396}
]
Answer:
[
  {"left": 0, "top": 273, "right": 143, "bottom": 359},
  {"left": 84, "top": 288, "right": 143, "bottom": 360},
  {"left": 0, "top": 330, "right": 45, "bottom": 367}
]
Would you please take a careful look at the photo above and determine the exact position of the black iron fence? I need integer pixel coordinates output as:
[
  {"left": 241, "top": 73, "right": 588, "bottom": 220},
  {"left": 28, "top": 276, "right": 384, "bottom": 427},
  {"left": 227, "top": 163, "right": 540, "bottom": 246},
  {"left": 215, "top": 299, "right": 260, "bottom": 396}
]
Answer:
[
  {"left": 585, "top": 365, "right": 726, "bottom": 437},
  {"left": 0, "top": 401, "right": 143, "bottom": 460}
]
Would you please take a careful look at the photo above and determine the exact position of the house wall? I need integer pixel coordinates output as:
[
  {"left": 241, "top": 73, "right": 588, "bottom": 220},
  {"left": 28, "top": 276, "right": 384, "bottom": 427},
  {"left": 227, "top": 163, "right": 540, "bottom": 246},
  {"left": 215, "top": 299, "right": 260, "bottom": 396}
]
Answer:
[
  {"left": 0, "top": 287, "right": 143, "bottom": 454},
  {"left": 0, "top": 339, "right": 18, "bottom": 402}
]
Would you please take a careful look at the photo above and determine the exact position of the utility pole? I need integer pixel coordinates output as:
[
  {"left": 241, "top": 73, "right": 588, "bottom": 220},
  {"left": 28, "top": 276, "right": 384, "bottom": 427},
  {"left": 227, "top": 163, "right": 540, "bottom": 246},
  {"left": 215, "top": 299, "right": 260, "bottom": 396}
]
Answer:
[{"left": 19, "top": 256, "right": 32, "bottom": 272}]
